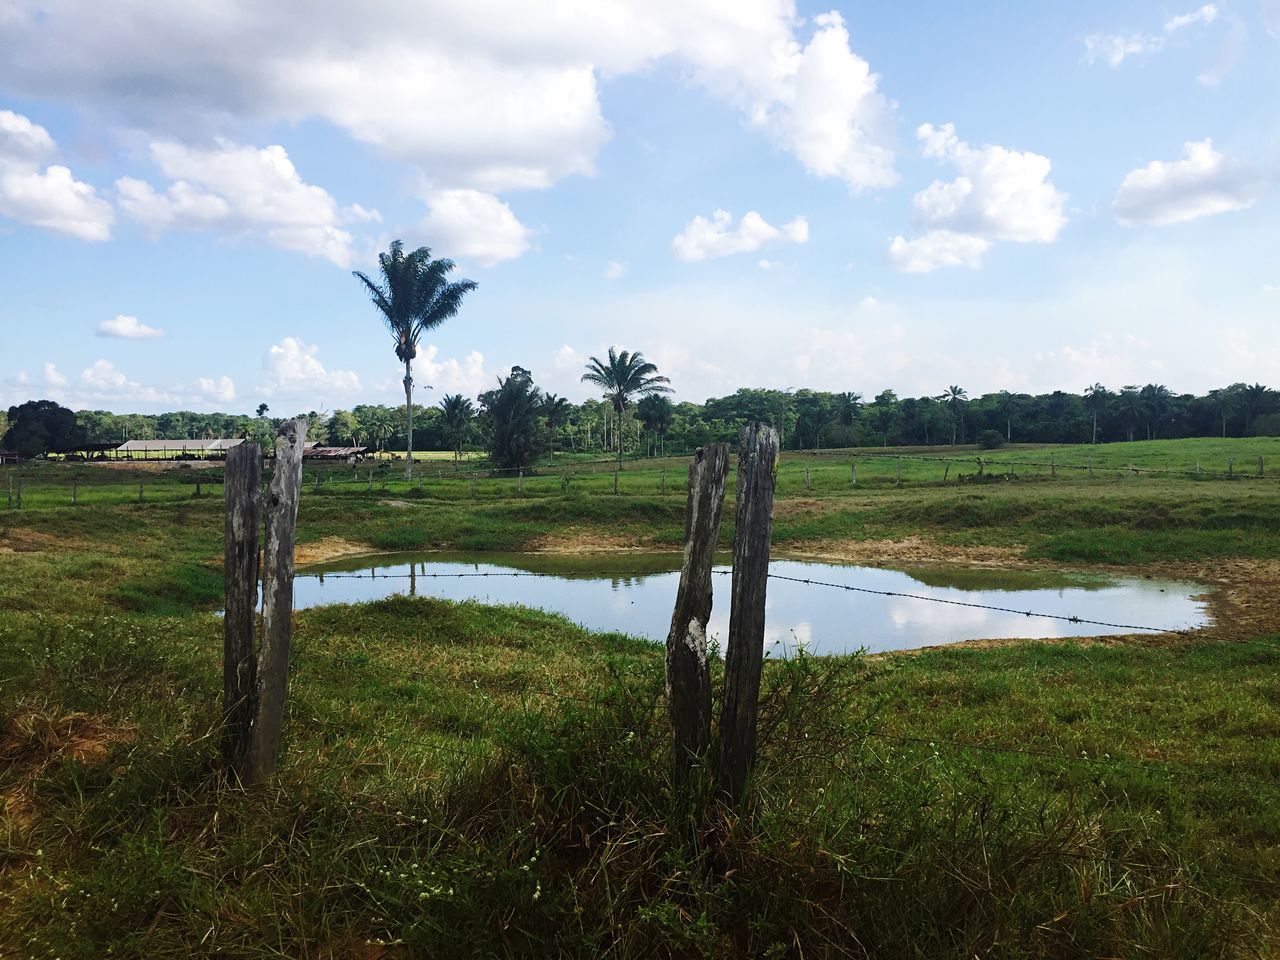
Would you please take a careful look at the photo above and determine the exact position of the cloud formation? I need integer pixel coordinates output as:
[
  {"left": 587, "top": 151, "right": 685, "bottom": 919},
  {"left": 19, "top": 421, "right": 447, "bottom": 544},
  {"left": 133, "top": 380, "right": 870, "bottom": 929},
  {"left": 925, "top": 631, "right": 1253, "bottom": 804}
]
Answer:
[
  {"left": 261, "top": 337, "right": 360, "bottom": 397},
  {"left": 116, "top": 140, "right": 377, "bottom": 266},
  {"left": 1112, "top": 139, "right": 1264, "bottom": 226},
  {"left": 889, "top": 123, "right": 1066, "bottom": 272},
  {"left": 672, "top": 210, "right": 808, "bottom": 262},
  {"left": 0, "top": 109, "right": 113, "bottom": 241},
  {"left": 417, "top": 189, "right": 533, "bottom": 266},
  {"left": 0, "top": 2, "right": 897, "bottom": 194},
  {"left": 97, "top": 314, "right": 165, "bottom": 339},
  {"left": 1083, "top": 4, "right": 1219, "bottom": 67}
]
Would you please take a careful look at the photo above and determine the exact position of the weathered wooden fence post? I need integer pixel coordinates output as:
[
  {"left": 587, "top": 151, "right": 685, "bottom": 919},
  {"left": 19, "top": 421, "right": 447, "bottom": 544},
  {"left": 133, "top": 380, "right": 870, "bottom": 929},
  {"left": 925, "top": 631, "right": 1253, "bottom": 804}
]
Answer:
[
  {"left": 7, "top": 477, "right": 13, "bottom": 509},
  {"left": 664, "top": 444, "right": 729, "bottom": 787},
  {"left": 850, "top": 463, "right": 857, "bottom": 486},
  {"left": 471, "top": 477, "right": 478, "bottom": 499},
  {"left": 241, "top": 419, "right": 307, "bottom": 785},
  {"left": 561, "top": 472, "right": 570, "bottom": 494},
  {"left": 1050, "top": 452, "right": 1056, "bottom": 477},
  {"left": 367, "top": 469, "right": 373, "bottom": 492},
  {"left": 943, "top": 463, "right": 950, "bottom": 482},
  {"left": 895, "top": 457, "right": 902, "bottom": 487},
  {"left": 196, "top": 476, "right": 203, "bottom": 498},
  {"left": 138, "top": 482, "right": 144, "bottom": 503},
  {"left": 717, "top": 423, "right": 780, "bottom": 805},
  {"left": 977, "top": 457, "right": 984, "bottom": 477},
  {"left": 661, "top": 469, "right": 666, "bottom": 496},
  {"left": 222, "top": 443, "right": 262, "bottom": 775},
  {"left": 1228, "top": 458, "right": 1235, "bottom": 478},
  {"left": 72, "top": 481, "right": 77, "bottom": 505},
  {"left": 15, "top": 479, "right": 21, "bottom": 509},
  {"left": 517, "top": 469, "right": 524, "bottom": 494},
  {"left": 803, "top": 466, "right": 811, "bottom": 490}
]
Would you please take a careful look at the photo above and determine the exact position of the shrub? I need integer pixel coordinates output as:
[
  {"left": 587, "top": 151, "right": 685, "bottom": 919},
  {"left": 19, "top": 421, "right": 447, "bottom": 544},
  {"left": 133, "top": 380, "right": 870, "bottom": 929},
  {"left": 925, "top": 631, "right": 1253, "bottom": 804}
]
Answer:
[{"left": 978, "top": 429, "right": 1005, "bottom": 449}]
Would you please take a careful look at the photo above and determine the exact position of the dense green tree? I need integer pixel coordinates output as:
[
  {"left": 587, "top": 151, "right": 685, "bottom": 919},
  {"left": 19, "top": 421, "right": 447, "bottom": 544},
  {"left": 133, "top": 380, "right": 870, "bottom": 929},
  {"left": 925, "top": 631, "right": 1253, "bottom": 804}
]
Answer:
[
  {"left": 439, "top": 394, "right": 475, "bottom": 464},
  {"left": 581, "top": 347, "right": 671, "bottom": 470},
  {"left": 1084, "top": 383, "right": 1110, "bottom": 444},
  {"left": 353, "top": 239, "right": 477, "bottom": 477},
  {"left": 635, "top": 393, "right": 675, "bottom": 457},
  {"left": 4, "top": 400, "right": 85, "bottom": 457},
  {"left": 540, "top": 393, "right": 572, "bottom": 463},
  {"left": 480, "top": 368, "right": 544, "bottom": 470},
  {"left": 940, "top": 385, "right": 968, "bottom": 445}
]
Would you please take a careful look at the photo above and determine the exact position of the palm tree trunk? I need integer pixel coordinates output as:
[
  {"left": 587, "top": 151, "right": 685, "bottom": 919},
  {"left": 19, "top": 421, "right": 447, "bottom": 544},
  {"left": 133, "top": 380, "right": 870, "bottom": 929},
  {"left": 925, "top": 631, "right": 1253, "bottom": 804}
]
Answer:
[
  {"left": 403, "top": 359, "right": 414, "bottom": 480},
  {"left": 1092, "top": 411, "right": 1097, "bottom": 444},
  {"left": 1007, "top": 418, "right": 1011, "bottom": 442},
  {"left": 617, "top": 406, "right": 624, "bottom": 472}
]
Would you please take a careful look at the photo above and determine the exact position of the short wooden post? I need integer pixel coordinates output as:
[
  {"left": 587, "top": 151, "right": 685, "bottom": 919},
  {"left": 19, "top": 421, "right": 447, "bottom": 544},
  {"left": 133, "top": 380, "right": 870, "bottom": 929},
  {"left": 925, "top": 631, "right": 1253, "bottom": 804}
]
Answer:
[
  {"left": 222, "top": 443, "right": 262, "bottom": 774},
  {"left": 240, "top": 419, "right": 307, "bottom": 786},
  {"left": 717, "top": 423, "right": 780, "bottom": 805},
  {"left": 7, "top": 478, "right": 12, "bottom": 509},
  {"left": 850, "top": 463, "right": 857, "bottom": 486},
  {"left": 1050, "top": 453, "right": 1056, "bottom": 477},
  {"left": 664, "top": 443, "right": 729, "bottom": 787},
  {"left": 1228, "top": 458, "right": 1234, "bottom": 478},
  {"left": 196, "top": 476, "right": 203, "bottom": 498},
  {"left": 895, "top": 457, "right": 902, "bottom": 487},
  {"left": 15, "top": 479, "right": 21, "bottom": 509},
  {"left": 1196, "top": 461, "right": 1201, "bottom": 476},
  {"left": 72, "top": 481, "right": 78, "bottom": 505},
  {"left": 561, "top": 472, "right": 570, "bottom": 494},
  {"left": 367, "top": 469, "right": 373, "bottom": 492},
  {"left": 943, "top": 463, "right": 950, "bottom": 482},
  {"left": 977, "top": 457, "right": 984, "bottom": 477},
  {"left": 661, "top": 469, "right": 666, "bottom": 496},
  {"left": 138, "top": 482, "right": 144, "bottom": 503},
  {"left": 518, "top": 469, "right": 524, "bottom": 494},
  {"left": 803, "top": 466, "right": 811, "bottom": 490}
]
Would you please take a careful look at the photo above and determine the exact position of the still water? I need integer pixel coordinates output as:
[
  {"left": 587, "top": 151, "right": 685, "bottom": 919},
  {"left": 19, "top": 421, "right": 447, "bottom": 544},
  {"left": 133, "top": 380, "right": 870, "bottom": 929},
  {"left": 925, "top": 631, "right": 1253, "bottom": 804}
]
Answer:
[{"left": 294, "top": 551, "right": 1209, "bottom": 655}]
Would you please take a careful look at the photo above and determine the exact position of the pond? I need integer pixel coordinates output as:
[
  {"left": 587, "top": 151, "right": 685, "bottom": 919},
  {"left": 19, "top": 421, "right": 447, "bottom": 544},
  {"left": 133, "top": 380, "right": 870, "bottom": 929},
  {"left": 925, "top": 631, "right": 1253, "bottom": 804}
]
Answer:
[{"left": 294, "top": 551, "right": 1210, "bottom": 655}]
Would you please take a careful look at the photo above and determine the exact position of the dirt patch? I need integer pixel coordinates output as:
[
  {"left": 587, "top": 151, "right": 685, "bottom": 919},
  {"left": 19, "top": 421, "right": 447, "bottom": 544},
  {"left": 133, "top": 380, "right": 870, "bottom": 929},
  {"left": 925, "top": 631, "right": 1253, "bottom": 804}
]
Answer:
[
  {"left": 1, "top": 711, "right": 135, "bottom": 832},
  {"left": 377, "top": 499, "right": 413, "bottom": 509},
  {"left": 296, "top": 536, "right": 375, "bottom": 566},
  {"left": 0, "top": 529, "right": 59, "bottom": 555},
  {"left": 780, "top": 537, "right": 1025, "bottom": 568},
  {"left": 528, "top": 530, "right": 655, "bottom": 553}
]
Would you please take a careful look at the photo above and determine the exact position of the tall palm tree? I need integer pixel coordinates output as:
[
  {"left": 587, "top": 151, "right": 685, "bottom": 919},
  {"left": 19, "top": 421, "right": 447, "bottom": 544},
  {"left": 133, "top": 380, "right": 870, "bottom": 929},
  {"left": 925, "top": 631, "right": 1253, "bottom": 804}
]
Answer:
[
  {"left": 581, "top": 347, "right": 671, "bottom": 470},
  {"left": 541, "top": 393, "right": 572, "bottom": 464},
  {"left": 994, "top": 390, "right": 1020, "bottom": 442},
  {"left": 939, "top": 385, "right": 968, "bottom": 445},
  {"left": 439, "top": 393, "right": 475, "bottom": 464},
  {"left": 1083, "top": 383, "right": 1110, "bottom": 444},
  {"left": 1138, "top": 383, "right": 1172, "bottom": 440},
  {"left": 1116, "top": 386, "right": 1146, "bottom": 442},
  {"left": 1208, "top": 387, "right": 1239, "bottom": 439},
  {"left": 1240, "top": 383, "right": 1273, "bottom": 431},
  {"left": 353, "top": 240, "right": 476, "bottom": 478}
]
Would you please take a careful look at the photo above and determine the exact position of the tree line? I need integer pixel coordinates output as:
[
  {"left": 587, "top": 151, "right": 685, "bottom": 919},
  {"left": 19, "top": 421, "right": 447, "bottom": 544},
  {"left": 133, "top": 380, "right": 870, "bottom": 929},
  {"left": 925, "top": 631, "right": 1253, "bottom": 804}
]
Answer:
[{"left": 7, "top": 379, "right": 1277, "bottom": 463}]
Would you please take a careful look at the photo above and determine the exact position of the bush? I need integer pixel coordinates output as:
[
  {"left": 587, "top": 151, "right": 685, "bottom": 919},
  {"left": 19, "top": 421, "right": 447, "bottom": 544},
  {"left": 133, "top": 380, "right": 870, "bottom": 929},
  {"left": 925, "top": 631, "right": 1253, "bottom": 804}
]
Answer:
[{"left": 978, "top": 429, "right": 1005, "bottom": 449}]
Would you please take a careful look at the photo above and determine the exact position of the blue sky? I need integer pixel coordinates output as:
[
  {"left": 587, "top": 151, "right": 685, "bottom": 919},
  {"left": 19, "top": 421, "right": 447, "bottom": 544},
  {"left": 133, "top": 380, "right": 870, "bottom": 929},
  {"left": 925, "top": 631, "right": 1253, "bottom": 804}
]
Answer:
[{"left": 1, "top": 0, "right": 1277, "bottom": 414}]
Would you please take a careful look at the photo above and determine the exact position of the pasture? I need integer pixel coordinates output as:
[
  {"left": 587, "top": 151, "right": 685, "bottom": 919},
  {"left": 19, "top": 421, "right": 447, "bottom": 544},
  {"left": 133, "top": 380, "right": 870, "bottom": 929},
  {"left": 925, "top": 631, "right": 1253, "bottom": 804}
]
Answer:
[{"left": 3, "top": 437, "right": 1280, "bottom": 958}]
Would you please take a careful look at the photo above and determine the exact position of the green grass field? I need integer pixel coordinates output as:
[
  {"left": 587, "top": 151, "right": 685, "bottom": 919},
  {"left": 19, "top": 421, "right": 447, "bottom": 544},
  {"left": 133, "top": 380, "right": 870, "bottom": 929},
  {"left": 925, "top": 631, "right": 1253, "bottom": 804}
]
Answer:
[{"left": 3, "top": 436, "right": 1280, "bottom": 957}]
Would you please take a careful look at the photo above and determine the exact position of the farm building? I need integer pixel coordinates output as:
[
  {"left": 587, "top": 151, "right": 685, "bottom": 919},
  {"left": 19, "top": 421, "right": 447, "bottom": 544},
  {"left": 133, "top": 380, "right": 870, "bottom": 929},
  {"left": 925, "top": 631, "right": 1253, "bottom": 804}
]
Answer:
[{"left": 116, "top": 438, "right": 244, "bottom": 460}]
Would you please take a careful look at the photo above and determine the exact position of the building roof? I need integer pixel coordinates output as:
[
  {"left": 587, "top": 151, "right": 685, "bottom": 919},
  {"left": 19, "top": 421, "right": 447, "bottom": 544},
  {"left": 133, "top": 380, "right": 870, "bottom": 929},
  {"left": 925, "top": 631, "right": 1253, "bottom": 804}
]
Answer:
[{"left": 117, "top": 438, "right": 244, "bottom": 452}]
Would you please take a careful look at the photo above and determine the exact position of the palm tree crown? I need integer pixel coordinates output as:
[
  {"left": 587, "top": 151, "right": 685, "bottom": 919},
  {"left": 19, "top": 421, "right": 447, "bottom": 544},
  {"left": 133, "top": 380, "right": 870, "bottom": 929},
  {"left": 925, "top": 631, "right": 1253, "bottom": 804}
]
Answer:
[
  {"left": 353, "top": 240, "right": 476, "bottom": 476},
  {"left": 581, "top": 347, "right": 671, "bottom": 469}
]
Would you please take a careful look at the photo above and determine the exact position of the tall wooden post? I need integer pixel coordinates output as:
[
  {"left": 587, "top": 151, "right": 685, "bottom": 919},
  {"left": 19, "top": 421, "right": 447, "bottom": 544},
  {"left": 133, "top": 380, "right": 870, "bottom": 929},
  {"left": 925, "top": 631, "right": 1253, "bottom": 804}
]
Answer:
[
  {"left": 241, "top": 419, "right": 307, "bottom": 785},
  {"left": 222, "top": 443, "right": 262, "bottom": 774},
  {"left": 717, "top": 423, "right": 780, "bottom": 805},
  {"left": 664, "top": 444, "right": 729, "bottom": 786},
  {"left": 851, "top": 463, "right": 857, "bottom": 486}
]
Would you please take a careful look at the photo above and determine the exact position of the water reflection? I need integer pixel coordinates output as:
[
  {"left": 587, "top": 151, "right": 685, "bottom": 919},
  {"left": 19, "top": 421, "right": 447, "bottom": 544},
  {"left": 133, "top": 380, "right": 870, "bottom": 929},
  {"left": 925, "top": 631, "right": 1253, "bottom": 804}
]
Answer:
[{"left": 295, "top": 551, "right": 1209, "bottom": 655}]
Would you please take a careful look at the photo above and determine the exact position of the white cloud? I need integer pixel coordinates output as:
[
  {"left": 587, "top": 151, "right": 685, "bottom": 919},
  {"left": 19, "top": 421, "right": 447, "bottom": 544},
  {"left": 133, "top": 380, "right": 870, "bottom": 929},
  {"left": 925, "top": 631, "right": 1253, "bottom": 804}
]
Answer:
[
  {"left": 887, "top": 231, "right": 990, "bottom": 273},
  {"left": 757, "top": 258, "right": 782, "bottom": 270},
  {"left": 415, "top": 345, "right": 489, "bottom": 396},
  {"left": 0, "top": 2, "right": 897, "bottom": 194},
  {"left": 261, "top": 337, "right": 360, "bottom": 398},
  {"left": 196, "top": 375, "right": 237, "bottom": 404},
  {"left": 97, "top": 314, "right": 165, "bottom": 339},
  {"left": 859, "top": 295, "right": 879, "bottom": 308},
  {"left": 42, "top": 362, "right": 66, "bottom": 387},
  {"left": 418, "top": 189, "right": 534, "bottom": 266},
  {"left": 603, "top": 260, "right": 626, "bottom": 280},
  {"left": 1165, "top": 4, "right": 1218, "bottom": 32},
  {"left": 1112, "top": 139, "right": 1264, "bottom": 226},
  {"left": 755, "top": 11, "right": 897, "bottom": 192},
  {"left": 672, "top": 209, "right": 808, "bottom": 262},
  {"left": 0, "top": 109, "right": 113, "bottom": 241},
  {"left": 1084, "top": 5, "right": 1221, "bottom": 69},
  {"left": 1082, "top": 33, "right": 1165, "bottom": 67},
  {"left": 889, "top": 123, "right": 1066, "bottom": 272},
  {"left": 116, "top": 140, "right": 375, "bottom": 266}
]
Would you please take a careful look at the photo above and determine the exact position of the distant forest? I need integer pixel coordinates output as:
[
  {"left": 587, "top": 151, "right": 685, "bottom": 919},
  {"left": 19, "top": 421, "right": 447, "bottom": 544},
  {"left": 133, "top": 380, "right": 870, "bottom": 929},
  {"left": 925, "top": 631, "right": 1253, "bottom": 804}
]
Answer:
[{"left": 8, "top": 379, "right": 1279, "bottom": 460}]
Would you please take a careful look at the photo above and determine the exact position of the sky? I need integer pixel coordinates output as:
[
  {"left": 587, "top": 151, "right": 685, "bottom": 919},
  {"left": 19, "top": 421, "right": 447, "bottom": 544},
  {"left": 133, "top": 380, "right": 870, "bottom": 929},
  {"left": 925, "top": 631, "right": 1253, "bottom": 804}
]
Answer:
[{"left": 1, "top": 0, "right": 1278, "bottom": 415}]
